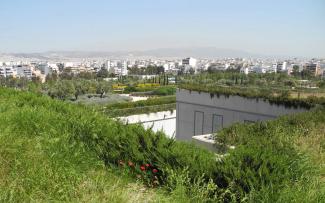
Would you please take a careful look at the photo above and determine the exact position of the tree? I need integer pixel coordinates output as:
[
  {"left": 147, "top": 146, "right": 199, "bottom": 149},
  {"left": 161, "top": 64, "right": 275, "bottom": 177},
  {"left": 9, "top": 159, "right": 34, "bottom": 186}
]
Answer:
[
  {"left": 97, "top": 68, "right": 109, "bottom": 78},
  {"left": 292, "top": 65, "right": 300, "bottom": 76},
  {"left": 188, "top": 68, "right": 195, "bottom": 75}
]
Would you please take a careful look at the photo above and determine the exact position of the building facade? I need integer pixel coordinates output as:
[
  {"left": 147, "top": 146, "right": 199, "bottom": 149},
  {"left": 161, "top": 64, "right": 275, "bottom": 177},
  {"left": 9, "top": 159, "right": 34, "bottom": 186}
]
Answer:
[{"left": 176, "top": 89, "right": 307, "bottom": 141}]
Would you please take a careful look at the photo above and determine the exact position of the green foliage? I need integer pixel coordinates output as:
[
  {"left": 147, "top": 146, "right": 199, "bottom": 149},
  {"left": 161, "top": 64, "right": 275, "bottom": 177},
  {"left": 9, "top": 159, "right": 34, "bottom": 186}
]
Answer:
[
  {"left": 0, "top": 88, "right": 179, "bottom": 202},
  {"left": 102, "top": 96, "right": 176, "bottom": 117},
  {"left": 105, "top": 96, "right": 176, "bottom": 109},
  {"left": 0, "top": 87, "right": 324, "bottom": 202},
  {"left": 152, "top": 86, "right": 176, "bottom": 96},
  {"left": 47, "top": 79, "right": 112, "bottom": 100},
  {"left": 215, "top": 107, "right": 325, "bottom": 201},
  {"left": 128, "top": 65, "right": 164, "bottom": 75},
  {"left": 179, "top": 83, "right": 325, "bottom": 108}
]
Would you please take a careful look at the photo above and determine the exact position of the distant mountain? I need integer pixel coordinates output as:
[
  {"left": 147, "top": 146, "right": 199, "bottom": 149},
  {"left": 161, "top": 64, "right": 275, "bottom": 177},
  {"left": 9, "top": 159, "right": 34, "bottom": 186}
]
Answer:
[
  {"left": 1, "top": 47, "right": 264, "bottom": 61},
  {"left": 130, "top": 47, "right": 262, "bottom": 58}
]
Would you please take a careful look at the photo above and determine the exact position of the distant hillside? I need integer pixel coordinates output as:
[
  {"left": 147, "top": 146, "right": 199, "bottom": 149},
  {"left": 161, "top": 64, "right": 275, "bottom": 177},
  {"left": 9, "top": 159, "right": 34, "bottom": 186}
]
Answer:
[
  {"left": 131, "top": 47, "right": 261, "bottom": 58},
  {"left": 1, "top": 47, "right": 263, "bottom": 61}
]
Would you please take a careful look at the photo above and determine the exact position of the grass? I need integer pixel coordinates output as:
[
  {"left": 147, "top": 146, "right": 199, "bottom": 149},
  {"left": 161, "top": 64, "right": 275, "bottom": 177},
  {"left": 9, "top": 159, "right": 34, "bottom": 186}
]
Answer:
[
  {"left": 290, "top": 91, "right": 325, "bottom": 99},
  {"left": 72, "top": 93, "right": 131, "bottom": 105},
  {"left": 216, "top": 107, "right": 325, "bottom": 202},
  {"left": 0, "top": 87, "right": 324, "bottom": 202},
  {"left": 0, "top": 89, "right": 182, "bottom": 202}
]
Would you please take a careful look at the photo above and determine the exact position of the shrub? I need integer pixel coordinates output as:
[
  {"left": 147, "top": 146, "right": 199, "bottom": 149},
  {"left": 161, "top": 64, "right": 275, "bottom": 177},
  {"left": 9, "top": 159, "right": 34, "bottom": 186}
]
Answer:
[{"left": 152, "top": 86, "right": 176, "bottom": 96}]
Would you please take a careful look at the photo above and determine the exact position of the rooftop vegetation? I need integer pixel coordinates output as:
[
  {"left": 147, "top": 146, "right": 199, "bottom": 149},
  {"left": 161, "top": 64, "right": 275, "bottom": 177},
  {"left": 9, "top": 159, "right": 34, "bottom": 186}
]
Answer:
[{"left": 179, "top": 72, "right": 325, "bottom": 108}]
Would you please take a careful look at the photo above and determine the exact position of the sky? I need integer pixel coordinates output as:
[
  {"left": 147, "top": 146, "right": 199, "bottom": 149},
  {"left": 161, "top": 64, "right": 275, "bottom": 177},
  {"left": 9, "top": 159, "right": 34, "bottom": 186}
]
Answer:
[{"left": 0, "top": 0, "right": 324, "bottom": 57}]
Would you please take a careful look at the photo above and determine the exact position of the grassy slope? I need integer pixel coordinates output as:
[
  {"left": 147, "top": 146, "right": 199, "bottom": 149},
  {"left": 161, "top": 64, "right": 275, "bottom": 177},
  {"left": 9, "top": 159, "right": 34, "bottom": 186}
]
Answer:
[
  {"left": 216, "top": 107, "right": 325, "bottom": 202},
  {"left": 0, "top": 89, "right": 178, "bottom": 202},
  {"left": 0, "top": 88, "right": 324, "bottom": 202}
]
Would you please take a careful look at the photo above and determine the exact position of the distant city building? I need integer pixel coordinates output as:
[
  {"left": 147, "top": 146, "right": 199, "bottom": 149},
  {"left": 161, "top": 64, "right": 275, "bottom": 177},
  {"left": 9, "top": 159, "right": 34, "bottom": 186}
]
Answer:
[
  {"left": 37, "top": 63, "right": 52, "bottom": 75},
  {"left": 303, "top": 63, "right": 322, "bottom": 76},
  {"left": 105, "top": 60, "right": 111, "bottom": 70},
  {"left": 240, "top": 67, "right": 249, "bottom": 75},
  {"left": 0, "top": 66, "right": 16, "bottom": 77},
  {"left": 182, "top": 57, "right": 197, "bottom": 68},
  {"left": 16, "top": 65, "right": 32, "bottom": 79},
  {"left": 108, "top": 61, "right": 128, "bottom": 76}
]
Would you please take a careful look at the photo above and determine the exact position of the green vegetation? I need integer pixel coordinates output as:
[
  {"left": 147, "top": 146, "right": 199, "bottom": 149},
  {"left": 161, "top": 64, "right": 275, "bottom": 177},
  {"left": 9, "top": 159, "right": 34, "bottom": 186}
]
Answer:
[
  {"left": 179, "top": 72, "right": 325, "bottom": 108},
  {"left": 123, "top": 85, "right": 176, "bottom": 96},
  {"left": 1, "top": 69, "right": 325, "bottom": 202},
  {"left": 128, "top": 65, "right": 165, "bottom": 75},
  {"left": 1, "top": 87, "right": 324, "bottom": 202},
  {"left": 105, "top": 103, "right": 176, "bottom": 117},
  {"left": 102, "top": 96, "right": 176, "bottom": 117},
  {"left": 180, "top": 83, "right": 325, "bottom": 108},
  {"left": 71, "top": 94, "right": 131, "bottom": 105},
  {"left": 215, "top": 108, "right": 325, "bottom": 202},
  {"left": 181, "top": 72, "right": 324, "bottom": 89},
  {"left": 151, "top": 86, "right": 176, "bottom": 96},
  {"left": 0, "top": 88, "right": 174, "bottom": 202}
]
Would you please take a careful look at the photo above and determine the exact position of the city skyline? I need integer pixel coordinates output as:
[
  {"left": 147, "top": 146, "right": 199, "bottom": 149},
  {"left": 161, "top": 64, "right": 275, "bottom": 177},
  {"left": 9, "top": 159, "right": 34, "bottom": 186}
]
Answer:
[{"left": 1, "top": 0, "right": 325, "bottom": 57}]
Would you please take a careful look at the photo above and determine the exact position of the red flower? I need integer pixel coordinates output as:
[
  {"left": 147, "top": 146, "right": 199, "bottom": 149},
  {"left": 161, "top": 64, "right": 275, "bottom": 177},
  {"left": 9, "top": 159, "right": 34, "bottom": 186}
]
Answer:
[
  {"left": 152, "top": 169, "right": 158, "bottom": 173},
  {"left": 128, "top": 161, "right": 134, "bottom": 167},
  {"left": 140, "top": 165, "right": 146, "bottom": 171},
  {"left": 145, "top": 164, "right": 150, "bottom": 167}
]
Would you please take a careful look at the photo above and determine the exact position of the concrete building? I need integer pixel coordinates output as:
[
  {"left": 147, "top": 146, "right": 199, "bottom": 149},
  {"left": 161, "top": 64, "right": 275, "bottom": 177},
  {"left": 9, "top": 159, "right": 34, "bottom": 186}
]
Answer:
[
  {"left": 303, "top": 63, "right": 322, "bottom": 76},
  {"left": 37, "top": 63, "right": 52, "bottom": 75},
  {"left": 16, "top": 65, "right": 32, "bottom": 79},
  {"left": 105, "top": 60, "right": 111, "bottom": 70},
  {"left": 109, "top": 61, "right": 128, "bottom": 76},
  {"left": 0, "top": 66, "right": 16, "bottom": 77},
  {"left": 117, "top": 61, "right": 128, "bottom": 76},
  {"left": 182, "top": 57, "right": 197, "bottom": 68},
  {"left": 176, "top": 89, "right": 307, "bottom": 141}
]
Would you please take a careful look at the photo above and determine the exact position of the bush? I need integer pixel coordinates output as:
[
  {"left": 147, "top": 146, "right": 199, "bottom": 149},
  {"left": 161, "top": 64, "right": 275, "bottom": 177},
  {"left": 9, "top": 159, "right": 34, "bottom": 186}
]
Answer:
[{"left": 152, "top": 86, "right": 176, "bottom": 96}]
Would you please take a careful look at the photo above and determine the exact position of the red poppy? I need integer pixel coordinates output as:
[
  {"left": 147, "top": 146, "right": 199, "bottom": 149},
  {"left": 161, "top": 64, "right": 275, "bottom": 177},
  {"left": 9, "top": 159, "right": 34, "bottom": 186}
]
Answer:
[
  {"left": 145, "top": 164, "right": 150, "bottom": 167},
  {"left": 140, "top": 165, "right": 146, "bottom": 171},
  {"left": 152, "top": 169, "right": 158, "bottom": 173}
]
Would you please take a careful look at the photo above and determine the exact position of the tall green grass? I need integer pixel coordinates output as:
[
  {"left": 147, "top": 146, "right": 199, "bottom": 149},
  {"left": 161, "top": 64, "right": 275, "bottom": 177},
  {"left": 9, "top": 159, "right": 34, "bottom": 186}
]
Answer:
[
  {"left": 0, "top": 88, "right": 183, "bottom": 202},
  {"left": 0, "top": 87, "right": 324, "bottom": 202}
]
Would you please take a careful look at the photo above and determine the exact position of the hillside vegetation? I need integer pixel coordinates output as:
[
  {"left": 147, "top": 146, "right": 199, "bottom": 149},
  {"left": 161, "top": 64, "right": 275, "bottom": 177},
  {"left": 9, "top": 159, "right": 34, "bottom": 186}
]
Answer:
[{"left": 0, "top": 87, "right": 324, "bottom": 202}]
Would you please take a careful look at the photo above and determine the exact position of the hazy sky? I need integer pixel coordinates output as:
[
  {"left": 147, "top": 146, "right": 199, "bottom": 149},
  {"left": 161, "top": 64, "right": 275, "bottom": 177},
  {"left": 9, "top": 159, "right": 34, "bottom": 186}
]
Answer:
[{"left": 1, "top": 0, "right": 324, "bottom": 57}]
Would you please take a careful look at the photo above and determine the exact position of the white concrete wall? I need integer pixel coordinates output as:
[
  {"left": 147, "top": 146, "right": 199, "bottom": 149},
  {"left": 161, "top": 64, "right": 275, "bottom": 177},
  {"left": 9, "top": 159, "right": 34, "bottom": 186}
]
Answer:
[{"left": 176, "top": 89, "right": 307, "bottom": 140}]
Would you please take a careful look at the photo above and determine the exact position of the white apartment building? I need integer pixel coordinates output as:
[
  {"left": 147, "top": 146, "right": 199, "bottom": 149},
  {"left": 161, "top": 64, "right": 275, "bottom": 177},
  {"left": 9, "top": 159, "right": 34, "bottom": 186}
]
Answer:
[
  {"left": 105, "top": 60, "right": 111, "bottom": 70},
  {"left": 109, "top": 61, "right": 128, "bottom": 76},
  {"left": 16, "top": 65, "right": 32, "bottom": 79},
  {"left": 0, "top": 66, "right": 17, "bottom": 77},
  {"left": 182, "top": 57, "right": 197, "bottom": 68}
]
